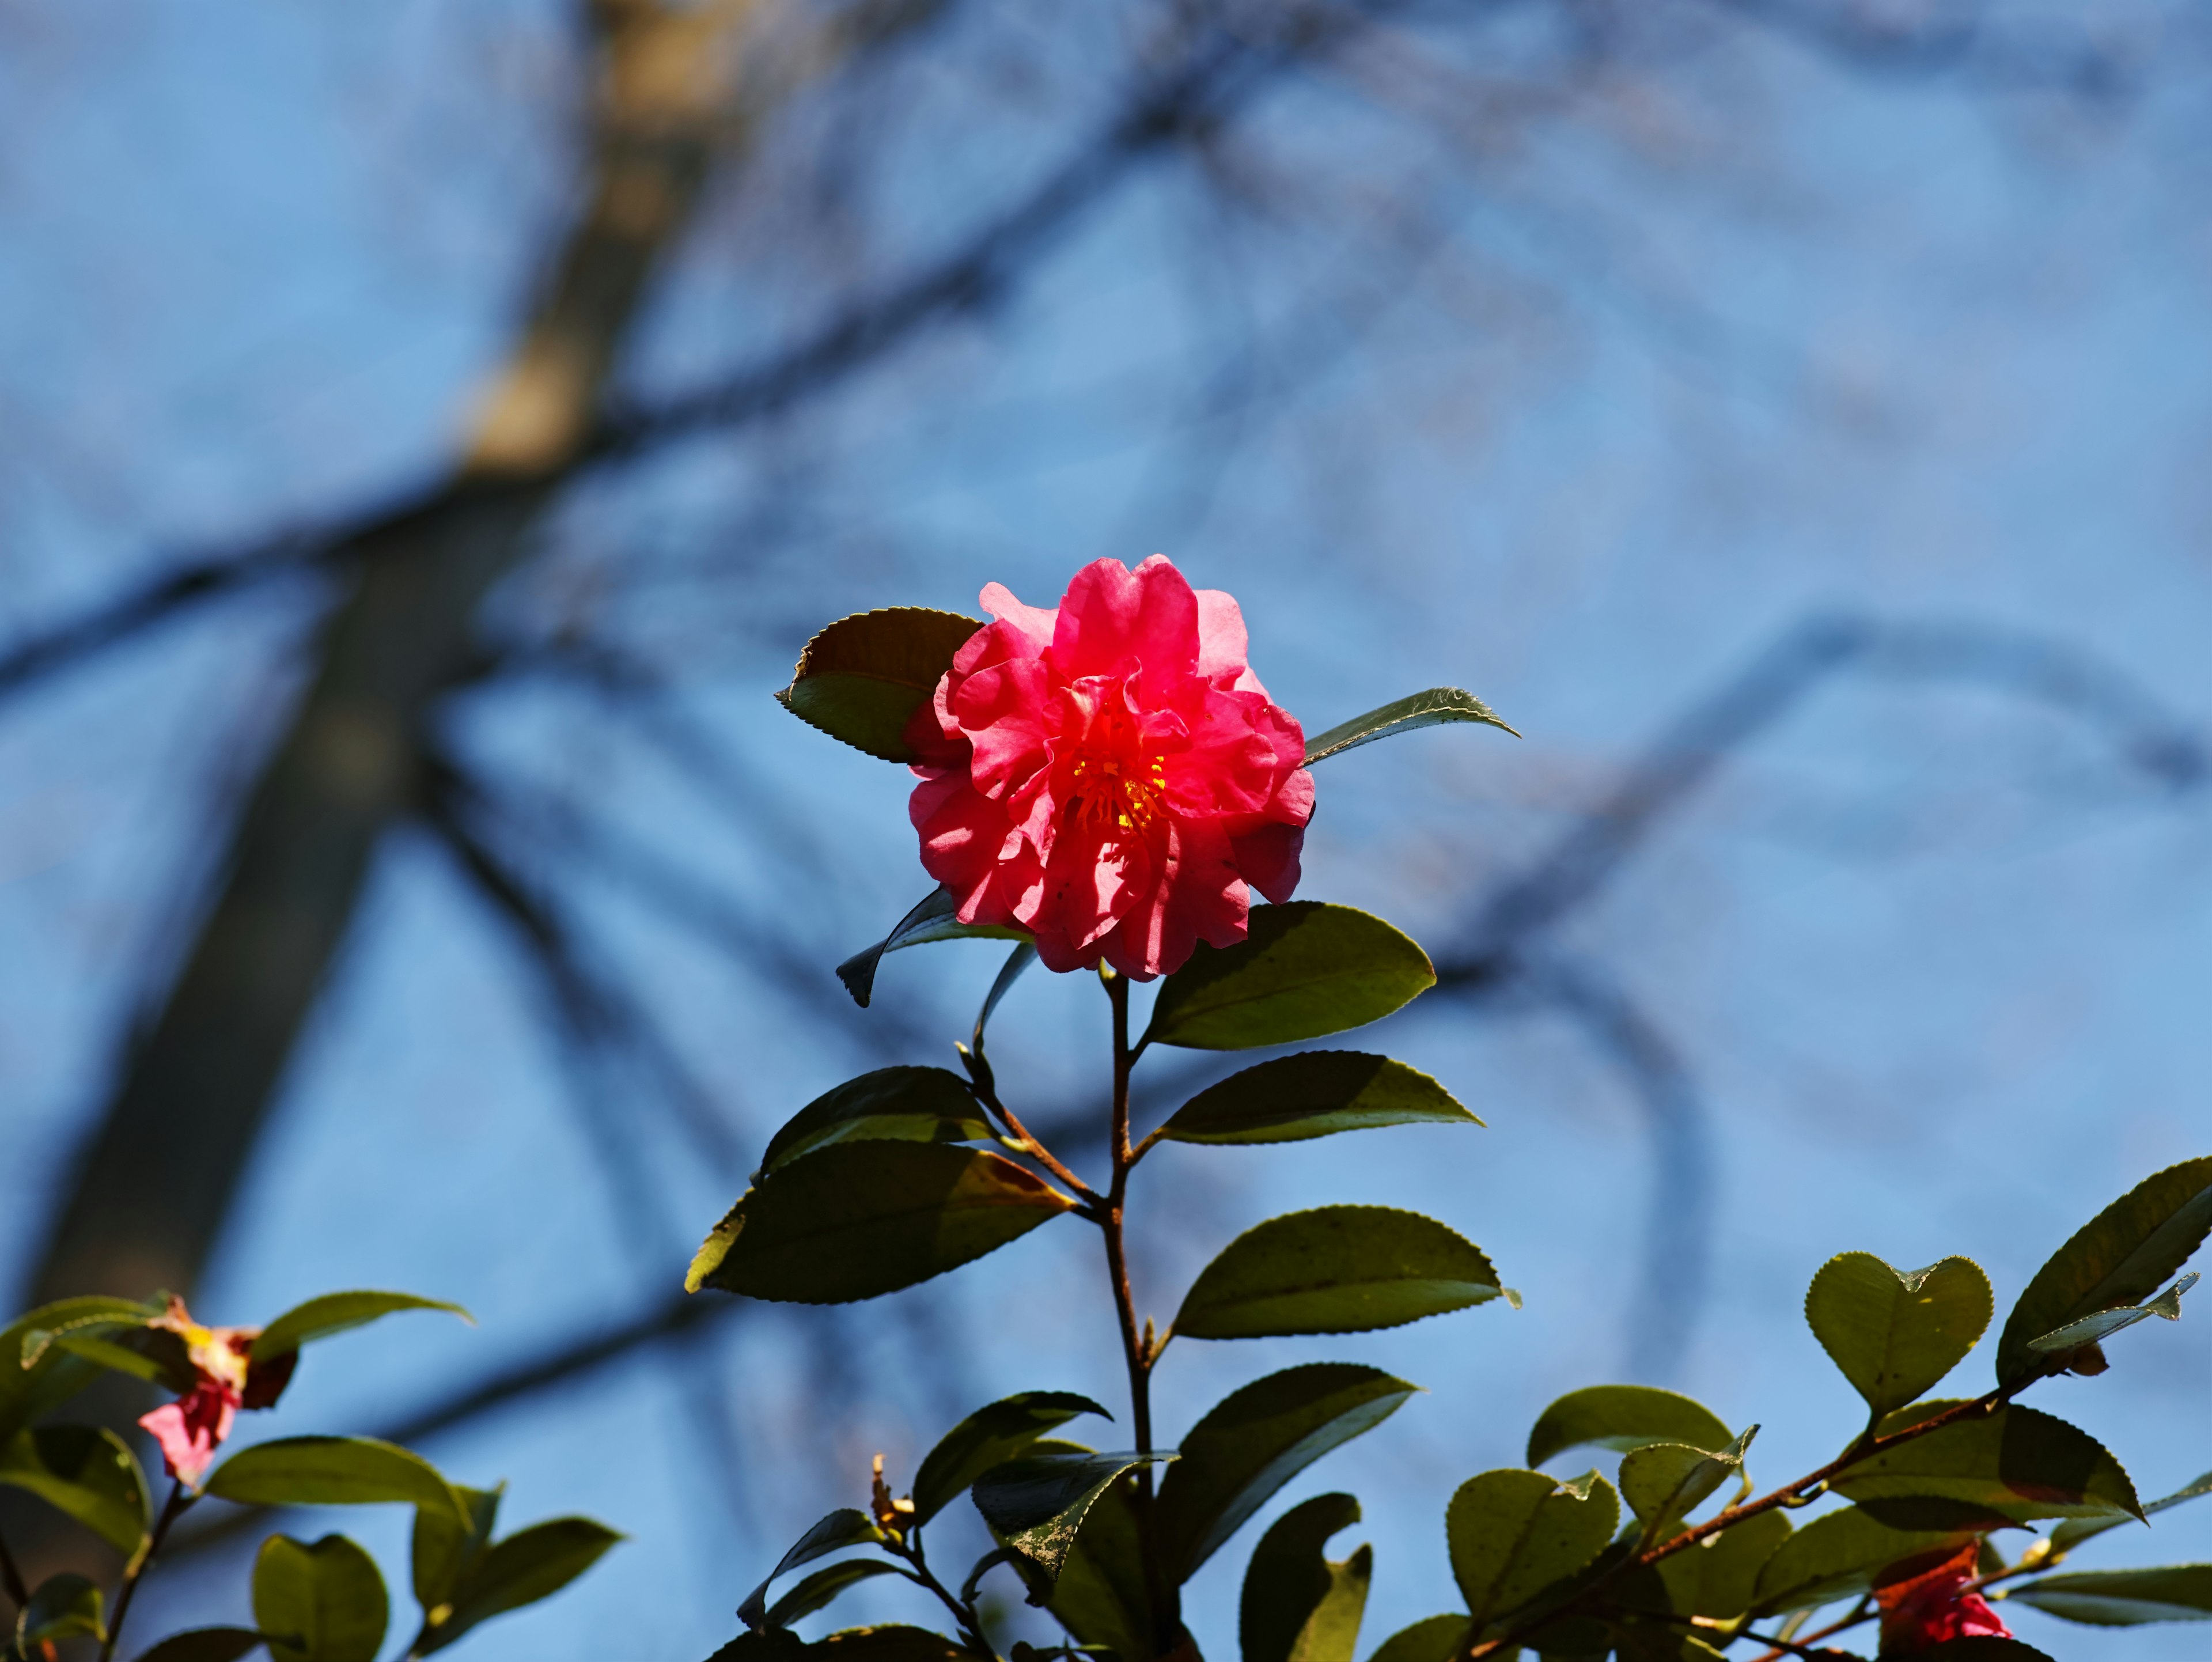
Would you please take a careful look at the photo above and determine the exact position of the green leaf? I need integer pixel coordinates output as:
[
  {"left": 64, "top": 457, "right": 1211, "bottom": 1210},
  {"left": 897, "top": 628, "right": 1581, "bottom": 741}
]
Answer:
[
  {"left": 974, "top": 1450, "right": 1171, "bottom": 1587},
  {"left": 1302, "top": 688, "right": 1519, "bottom": 766},
  {"left": 412, "top": 1485, "right": 502, "bottom": 1621},
  {"left": 776, "top": 608, "right": 983, "bottom": 763},
  {"left": 1525, "top": 1386, "right": 1736, "bottom": 1470},
  {"left": 49, "top": 1326, "right": 197, "bottom": 1394},
  {"left": 1174, "top": 1207, "right": 1501, "bottom": 1340},
  {"left": 421, "top": 1517, "right": 624, "bottom": 1652},
  {"left": 811, "top": 1627, "right": 974, "bottom": 1662},
  {"left": 706, "top": 1633, "right": 808, "bottom": 1662},
  {"left": 1158, "top": 1053, "right": 1481, "bottom": 1146},
  {"left": 763, "top": 1561, "right": 909, "bottom": 1630},
  {"left": 910, "top": 1391, "right": 1112, "bottom": 1527},
  {"left": 740, "top": 1511, "right": 887, "bottom": 1630},
  {"left": 1157, "top": 1364, "right": 1419, "bottom": 1581},
  {"left": 1619, "top": 1430, "right": 1757, "bottom": 1545},
  {"left": 687, "top": 1142, "right": 1077, "bottom": 1303},
  {"left": 204, "top": 1437, "right": 469, "bottom": 1524},
  {"left": 1446, "top": 1468, "right": 1620, "bottom": 1629},
  {"left": 0, "top": 1425, "right": 150, "bottom": 1557},
  {"left": 1361, "top": 1615, "right": 1470, "bottom": 1662},
  {"left": 1749, "top": 1508, "right": 1987, "bottom": 1615},
  {"left": 0, "top": 1297, "right": 165, "bottom": 1444},
  {"left": 2050, "top": 1466, "right": 2212, "bottom": 1552},
  {"left": 250, "top": 1292, "right": 472, "bottom": 1364},
  {"left": 130, "top": 1627, "right": 269, "bottom": 1662},
  {"left": 1653, "top": 1509, "right": 1792, "bottom": 1619},
  {"left": 1832, "top": 1402, "right": 2141, "bottom": 1524},
  {"left": 1996, "top": 1156, "right": 2212, "bottom": 1387},
  {"left": 1142, "top": 904, "right": 1437, "bottom": 1051},
  {"left": 1912, "top": 1642, "right": 2055, "bottom": 1661},
  {"left": 973, "top": 942, "right": 1037, "bottom": 1057},
  {"left": 837, "top": 889, "right": 1030, "bottom": 1009},
  {"left": 1039, "top": 1457, "right": 1151, "bottom": 1662},
  {"left": 1804, "top": 1254, "right": 1993, "bottom": 1418},
  {"left": 17, "top": 1571, "right": 105, "bottom": 1647},
  {"left": 2027, "top": 1270, "right": 2196, "bottom": 1356},
  {"left": 252, "top": 1535, "right": 389, "bottom": 1662},
  {"left": 2010, "top": 1563, "right": 2212, "bottom": 1626},
  {"left": 1240, "top": 1493, "right": 1371, "bottom": 1662},
  {"left": 756, "top": 1068, "right": 994, "bottom": 1181}
]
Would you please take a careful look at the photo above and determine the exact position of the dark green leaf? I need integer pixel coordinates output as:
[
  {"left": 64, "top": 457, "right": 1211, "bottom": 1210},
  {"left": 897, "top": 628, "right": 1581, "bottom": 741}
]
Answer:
[
  {"left": 1142, "top": 904, "right": 1436, "bottom": 1051},
  {"left": 812, "top": 1626, "right": 974, "bottom": 1662},
  {"left": 837, "top": 889, "right": 1029, "bottom": 1009},
  {"left": 1240, "top": 1493, "right": 1370, "bottom": 1662},
  {"left": 2027, "top": 1271, "right": 2196, "bottom": 1356},
  {"left": 974, "top": 943, "right": 1037, "bottom": 1057},
  {"left": 688, "top": 1142, "right": 1077, "bottom": 1303},
  {"left": 756, "top": 1067, "right": 994, "bottom": 1180},
  {"left": 1362, "top": 1615, "right": 1469, "bottom": 1662},
  {"left": 50, "top": 1326, "right": 196, "bottom": 1394},
  {"left": 911, "top": 1391, "right": 1112, "bottom": 1527},
  {"left": 974, "top": 1451, "right": 1171, "bottom": 1587},
  {"left": 1913, "top": 1643, "right": 2055, "bottom": 1661},
  {"left": 2050, "top": 1466, "right": 2212, "bottom": 1552},
  {"left": 1832, "top": 1402, "right": 2141, "bottom": 1523},
  {"left": 741, "top": 1511, "right": 887, "bottom": 1630},
  {"left": 707, "top": 1632, "right": 808, "bottom": 1662},
  {"left": 1997, "top": 1156, "right": 2212, "bottom": 1387},
  {"left": 776, "top": 608, "right": 983, "bottom": 763},
  {"left": 0, "top": 1296, "right": 163, "bottom": 1445},
  {"left": 1159, "top": 1054, "right": 1481, "bottom": 1146},
  {"left": 412, "top": 1485, "right": 502, "bottom": 1620},
  {"left": 17, "top": 1572, "right": 104, "bottom": 1647},
  {"left": 1653, "top": 1509, "right": 1792, "bottom": 1620},
  {"left": 1749, "top": 1508, "right": 1986, "bottom": 1615},
  {"left": 253, "top": 1535, "right": 389, "bottom": 1662},
  {"left": 205, "top": 1437, "right": 469, "bottom": 1525},
  {"left": 1619, "top": 1430, "right": 1756, "bottom": 1544},
  {"left": 1525, "top": 1385, "right": 1736, "bottom": 1471},
  {"left": 130, "top": 1627, "right": 269, "bottom": 1662},
  {"left": 1157, "top": 1364, "right": 1419, "bottom": 1580},
  {"left": 0, "top": 1424, "right": 151, "bottom": 1556},
  {"left": 250, "top": 1292, "right": 471, "bottom": 1364},
  {"left": 1302, "top": 688, "right": 1518, "bottom": 766},
  {"left": 1174, "top": 1207, "right": 1501, "bottom": 1340},
  {"left": 421, "top": 1517, "right": 624, "bottom": 1653},
  {"left": 2010, "top": 1563, "right": 2212, "bottom": 1626},
  {"left": 1447, "top": 1468, "right": 1620, "bottom": 1628},
  {"left": 1040, "top": 1458, "right": 1151, "bottom": 1662},
  {"left": 1805, "top": 1254, "right": 1993, "bottom": 1418},
  {"left": 763, "top": 1561, "right": 909, "bottom": 1630}
]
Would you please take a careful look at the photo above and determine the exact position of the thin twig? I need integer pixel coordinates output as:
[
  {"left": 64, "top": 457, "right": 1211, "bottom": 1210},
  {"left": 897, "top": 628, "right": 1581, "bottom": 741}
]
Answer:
[{"left": 100, "top": 1481, "right": 195, "bottom": 1662}]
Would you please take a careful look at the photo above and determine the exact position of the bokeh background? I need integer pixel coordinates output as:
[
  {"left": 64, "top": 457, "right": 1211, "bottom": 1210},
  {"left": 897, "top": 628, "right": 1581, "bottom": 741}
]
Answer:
[{"left": 2, "top": 1, "right": 2209, "bottom": 1657}]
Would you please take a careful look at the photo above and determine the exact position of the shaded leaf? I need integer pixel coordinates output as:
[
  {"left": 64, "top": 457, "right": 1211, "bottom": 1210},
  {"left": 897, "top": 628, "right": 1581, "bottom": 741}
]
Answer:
[
  {"left": 50, "top": 1326, "right": 196, "bottom": 1394},
  {"left": 811, "top": 1627, "right": 974, "bottom": 1662},
  {"left": 1142, "top": 904, "right": 1436, "bottom": 1051},
  {"left": 0, "top": 1296, "right": 163, "bottom": 1445},
  {"left": 1240, "top": 1493, "right": 1370, "bottom": 1662},
  {"left": 837, "top": 889, "right": 1030, "bottom": 1009},
  {"left": 740, "top": 1510, "right": 887, "bottom": 1631},
  {"left": 688, "top": 1142, "right": 1076, "bottom": 1303},
  {"left": 1833, "top": 1402, "right": 2140, "bottom": 1524},
  {"left": 411, "top": 1485, "right": 502, "bottom": 1622},
  {"left": 206, "top": 1437, "right": 469, "bottom": 1523},
  {"left": 1996, "top": 1156, "right": 2212, "bottom": 1387},
  {"left": 1157, "top": 1364, "right": 1419, "bottom": 1580},
  {"left": 1750, "top": 1508, "right": 1989, "bottom": 1615},
  {"left": 253, "top": 1535, "right": 388, "bottom": 1662},
  {"left": 1620, "top": 1430, "right": 1757, "bottom": 1544},
  {"left": 1361, "top": 1615, "right": 1469, "bottom": 1662},
  {"left": 1446, "top": 1468, "right": 1620, "bottom": 1628},
  {"left": 1913, "top": 1643, "right": 2056, "bottom": 1660},
  {"left": 421, "top": 1517, "right": 624, "bottom": 1653},
  {"left": 1159, "top": 1054, "right": 1480, "bottom": 1146},
  {"left": 756, "top": 1067, "right": 994, "bottom": 1180},
  {"left": 0, "top": 1424, "right": 151, "bottom": 1556},
  {"left": 1175, "top": 1207, "right": 1501, "bottom": 1340},
  {"left": 1805, "top": 1254, "right": 1993, "bottom": 1419},
  {"left": 706, "top": 1633, "right": 808, "bottom": 1662},
  {"left": 1040, "top": 1458, "right": 1151, "bottom": 1662},
  {"left": 974, "top": 1451, "right": 1171, "bottom": 1587},
  {"left": 2050, "top": 1466, "right": 2212, "bottom": 1553},
  {"left": 764, "top": 1561, "right": 910, "bottom": 1630},
  {"left": 251, "top": 1292, "right": 471, "bottom": 1365},
  {"left": 2010, "top": 1563, "right": 2212, "bottom": 1626},
  {"left": 974, "top": 942, "right": 1037, "bottom": 1057},
  {"left": 2027, "top": 1271, "right": 2196, "bottom": 1356},
  {"left": 131, "top": 1628, "right": 270, "bottom": 1662},
  {"left": 1525, "top": 1387, "right": 1735, "bottom": 1471},
  {"left": 1302, "top": 688, "right": 1518, "bottom": 766},
  {"left": 777, "top": 608, "right": 983, "bottom": 763},
  {"left": 1653, "top": 1509, "right": 1793, "bottom": 1620},
  {"left": 911, "top": 1391, "right": 1112, "bottom": 1527},
  {"left": 17, "top": 1572, "right": 104, "bottom": 1647}
]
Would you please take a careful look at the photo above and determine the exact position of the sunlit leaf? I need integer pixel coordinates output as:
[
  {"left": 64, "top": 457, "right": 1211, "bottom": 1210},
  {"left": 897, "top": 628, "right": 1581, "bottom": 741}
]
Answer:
[
  {"left": 1832, "top": 1401, "right": 2140, "bottom": 1524},
  {"left": 1240, "top": 1493, "right": 1370, "bottom": 1662},
  {"left": 206, "top": 1437, "right": 469, "bottom": 1525},
  {"left": 2027, "top": 1271, "right": 2196, "bottom": 1356},
  {"left": 253, "top": 1534, "right": 388, "bottom": 1662},
  {"left": 911, "top": 1391, "right": 1112, "bottom": 1527},
  {"left": 0, "top": 1296, "right": 163, "bottom": 1445},
  {"left": 1175, "top": 1207, "right": 1501, "bottom": 1340},
  {"left": 419, "top": 1517, "right": 624, "bottom": 1653},
  {"left": 1805, "top": 1254, "right": 1992, "bottom": 1418},
  {"left": 1142, "top": 904, "right": 1435, "bottom": 1051},
  {"left": 1750, "top": 1508, "right": 1988, "bottom": 1616},
  {"left": 776, "top": 608, "right": 983, "bottom": 763},
  {"left": 1619, "top": 1430, "right": 1756, "bottom": 1545},
  {"left": 1653, "top": 1509, "right": 1792, "bottom": 1621},
  {"left": 2050, "top": 1466, "right": 2212, "bottom": 1553},
  {"left": 1302, "top": 688, "right": 1518, "bottom": 766},
  {"left": 411, "top": 1485, "right": 502, "bottom": 1623},
  {"left": 1040, "top": 1452, "right": 1152, "bottom": 1662},
  {"left": 1158, "top": 1053, "right": 1480, "bottom": 1146},
  {"left": 1361, "top": 1615, "right": 1469, "bottom": 1662},
  {"left": 1446, "top": 1468, "right": 1619, "bottom": 1629},
  {"left": 755, "top": 1067, "right": 994, "bottom": 1180},
  {"left": 251, "top": 1292, "right": 471, "bottom": 1365},
  {"left": 1525, "top": 1385, "right": 1735, "bottom": 1471},
  {"left": 974, "top": 1450, "right": 1171, "bottom": 1587}
]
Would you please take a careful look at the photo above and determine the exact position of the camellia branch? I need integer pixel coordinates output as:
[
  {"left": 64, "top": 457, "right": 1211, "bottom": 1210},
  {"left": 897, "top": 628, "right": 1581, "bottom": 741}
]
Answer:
[{"left": 98, "top": 1482, "right": 195, "bottom": 1662}]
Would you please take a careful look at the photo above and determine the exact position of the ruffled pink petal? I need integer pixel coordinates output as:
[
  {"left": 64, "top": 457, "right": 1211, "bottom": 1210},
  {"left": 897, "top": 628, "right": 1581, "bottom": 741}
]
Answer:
[
  {"left": 1194, "top": 587, "right": 1268, "bottom": 695},
  {"left": 913, "top": 773, "right": 1022, "bottom": 923},
  {"left": 139, "top": 1381, "right": 238, "bottom": 1485},
  {"left": 1103, "top": 816, "right": 1247, "bottom": 977},
  {"left": 978, "top": 581, "right": 1058, "bottom": 653},
  {"left": 953, "top": 660, "right": 1057, "bottom": 801},
  {"left": 1228, "top": 820, "right": 1305, "bottom": 905},
  {"left": 1052, "top": 556, "right": 1199, "bottom": 682}
]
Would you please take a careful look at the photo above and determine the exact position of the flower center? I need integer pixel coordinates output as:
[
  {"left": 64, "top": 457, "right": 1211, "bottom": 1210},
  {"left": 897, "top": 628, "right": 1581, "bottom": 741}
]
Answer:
[{"left": 1067, "top": 751, "right": 1168, "bottom": 836}]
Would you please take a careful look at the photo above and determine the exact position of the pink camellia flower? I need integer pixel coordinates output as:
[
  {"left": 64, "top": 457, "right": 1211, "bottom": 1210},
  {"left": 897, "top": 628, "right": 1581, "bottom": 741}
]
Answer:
[
  {"left": 1876, "top": 1543, "right": 2012, "bottom": 1652},
  {"left": 135, "top": 1296, "right": 286, "bottom": 1486},
  {"left": 907, "top": 555, "right": 1313, "bottom": 978}
]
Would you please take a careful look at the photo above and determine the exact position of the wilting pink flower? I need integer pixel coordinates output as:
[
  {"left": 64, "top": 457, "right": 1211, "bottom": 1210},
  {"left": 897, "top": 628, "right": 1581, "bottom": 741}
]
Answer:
[
  {"left": 908, "top": 556, "right": 1312, "bottom": 977},
  {"left": 134, "top": 1296, "right": 285, "bottom": 1485},
  {"left": 1876, "top": 1542, "right": 2012, "bottom": 1652},
  {"left": 140, "top": 1379, "right": 238, "bottom": 1486}
]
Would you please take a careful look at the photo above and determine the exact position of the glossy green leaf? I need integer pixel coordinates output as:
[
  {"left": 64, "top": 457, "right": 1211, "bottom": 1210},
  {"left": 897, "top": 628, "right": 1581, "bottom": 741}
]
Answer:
[
  {"left": 253, "top": 1534, "right": 389, "bottom": 1662},
  {"left": 1362, "top": 1615, "right": 1469, "bottom": 1662},
  {"left": 250, "top": 1292, "right": 471, "bottom": 1364},
  {"left": 740, "top": 1510, "right": 887, "bottom": 1630},
  {"left": 756, "top": 1067, "right": 994, "bottom": 1180},
  {"left": 2027, "top": 1270, "right": 2196, "bottom": 1356},
  {"left": 836, "top": 889, "right": 1030, "bottom": 1009},
  {"left": 810, "top": 1626, "right": 974, "bottom": 1662},
  {"left": 412, "top": 1485, "right": 502, "bottom": 1620},
  {"left": 1303, "top": 688, "right": 1518, "bottom": 766},
  {"left": 776, "top": 608, "right": 982, "bottom": 763},
  {"left": 974, "top": 1450, "right": 1171, "bottom": 1587},
  {"left": 420, "top": 1517, "right": 623, "bottom": 1653},
  {"left": 49, "top": 1326, "right": 196, "bottom": 1394},
  {"left": 2, "top": 1296, "right": 166, "bottom": 1444},
  {"left": 1175, "top": 1207, "right": 1500, "bottom": 1340},
  {"left": 1525, "top": 1385, "right": 1736, "bottom": 1470},
  {"left": 204, "top": 1437, "right": 469, "bottom": 1524},
  {"left": 1142, "top": 904, "right": 1437, "bottom": 1051},
  {"left": 1240, "top": 1494, "right": 1371, "bottom": 1662},
  {"left": 1832, "top": 1402, "right": 2140, "bottom": 1523},
  {"left": 1157, "top": 1364, "right": 1418, "bottom": 1580},
  {"left": 1040, "top": 1456, "right": 1152, "bottom": 1662},
  {"left": 688, "top": 1142, "right": 1076, "bottom": 1303},
  {"left": 1805, "top": 1254, "right": 1993, "bottom": 1418},
  {"left": 2010, "top": 1563, "right": 2212, "bottom": 1626},
  {"left": 911, "top": 1391, "right": 1112, "bottom": 1526},
  {"left": 0, "top": 1424, "right": 150, "bottom": 1557},
  {"left": 1997, "top": 1156, "right": 2212, "bottom": 1387},
  {"left": 1620, "top": 1430, "right": 1756, "bottom": 1544},
  {"left": 973, "top": 942, "right": 1037, "bottom": 1057},
  {"left": 1750, "top": 1508, "right": 1986, "bottom": 1615},
  {"left": 2050, "top": 1466, "right": 2212, "bottom": 1552},
  {"left": 1653, "top": 1509, "right": 1793, "bottom": 1620},
  {"left": 1447, "top": 1468, "right": 1620, "bottom": 1628},
  {"left": 1159, "top": 1054, "right": 1481, "bottom": 1146},
  {"left": 131, "top": 1627, "right": 270, "bottom": 1662},
  {"left": 17, "top": 1572, "right": 105, "bottom": 1647},
  {"left": 762, "top": 1561, "right": 909, "bottom": 1630}
]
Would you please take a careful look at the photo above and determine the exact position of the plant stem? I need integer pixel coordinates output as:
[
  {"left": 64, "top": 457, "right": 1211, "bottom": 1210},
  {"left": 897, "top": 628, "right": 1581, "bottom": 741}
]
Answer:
[
  {"left": 893, "top": 1535, "right": 995, "bottom": 1659},
  {"left": 101, "top": 1481, "right": 195, "bottom": 1662},
  {"left": 1744, "top": 1597, "right": 1871, "bottom": 1662},
  {"left": 958, "top": 1050, "right": 1101, "bottom": 1209}
]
